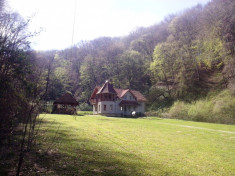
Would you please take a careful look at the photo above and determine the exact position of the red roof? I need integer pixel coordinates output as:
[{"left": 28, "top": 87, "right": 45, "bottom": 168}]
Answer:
[
  {"left": 89, "top": 81, "right": 147, "bottom": 102},
  {"left": 114, "top": 88, "right": 146, "bottom": 102},
  {"left": 90, "top": 86, "right": 100, "bottom": 100},
  {"left": 129, "top": 90, "right": 147, "bottom": 102},
  {"left": 97, "top": 80, "right": 116, "bottom": 94}
]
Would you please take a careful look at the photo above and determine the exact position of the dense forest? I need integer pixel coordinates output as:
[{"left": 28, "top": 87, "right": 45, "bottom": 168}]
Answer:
[
  {"left": 37, "top": 0, "right": 235, "bottom": 122},
  {"left": 0, "top": 0, "right": 234, "bottom": 174}
]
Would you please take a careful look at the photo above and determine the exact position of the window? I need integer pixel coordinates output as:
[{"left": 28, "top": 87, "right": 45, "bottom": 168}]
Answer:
[
  {"left": 110, "top": 104, "right": 113, "bottom": 111},
  {"left": 105, "top": 95, "right": 107, "bottom": 100},
  {"left": 95, "top": 105, "right": 97, "bottom": 111},
  {"left": 109, "top": 95, "right": 111, "bottom": 99},
  {"left": 98, "top": 105, "right": 100, "bottom": 111},
  {"left": 130, "top": 96, "right": 132, "bottom": 100},
  {"left": 104, "top": 104, "right": 106, "bottom": 111}
]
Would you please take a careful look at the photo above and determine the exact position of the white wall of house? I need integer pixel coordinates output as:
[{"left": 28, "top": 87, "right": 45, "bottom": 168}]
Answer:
[
  {"left": 93, "top": 105, "right": 98, "bottom": 114},
  {"left": 120, "top": 91, "right": 145, "bottom": 115},
  {"left": 97, "top": 101, "right": 116, "bottom": 114},
  {"left": 97, "top": 102, "right": 102, "bottom": 114},
  {"left": 92, "top": 95, "right": 145, "bottom": 116},
  {"left": 115, "top": 99, "right": 122, "bottom": 114},
  {"left": 122, "top": 92, "right": 136, "bottom": 101}
]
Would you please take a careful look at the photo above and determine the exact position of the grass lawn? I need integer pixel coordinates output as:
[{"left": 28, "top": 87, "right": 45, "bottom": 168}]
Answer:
[{"left": 35, "top": 114, "right": 235, "bottom": 176}]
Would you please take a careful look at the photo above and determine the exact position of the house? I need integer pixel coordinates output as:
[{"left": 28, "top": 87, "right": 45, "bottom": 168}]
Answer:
[
  {"left": 52, "top": 93, "right": 79, "bottom": 115},
  {"left": 89, "top": 80, "right": 147, "bottom": 116}
]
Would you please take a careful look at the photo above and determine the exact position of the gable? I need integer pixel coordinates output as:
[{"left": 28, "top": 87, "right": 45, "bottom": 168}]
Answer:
[
  {"left": 131, "top": 90, "right": 147, "bottom": 102},
  {"left": 114, "top": 88, "right": 147, "bottom": 102},
  {"left": 89, "top": 81, "right": 147, "bottom": 103},
  {"left": 97, "top": 81, "right": 116, "bottom": 94},
  {"left": 121, "top": 91, "right": 136, "bottom": 101}
]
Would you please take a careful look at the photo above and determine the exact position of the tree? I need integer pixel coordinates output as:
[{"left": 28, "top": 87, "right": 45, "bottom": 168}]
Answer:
[
  {"left": 167, "top": 5, "right": 204, "bottom": 99},
  {"left": 118, "top": 50, "right": 145, "bottom": 90},
  {"left": 0, "top": 11, "right": 34, "bottom": 140},
  {"left": 151, "top": 42, "right": 178, "bottom": 98},
  {"left": 0, "top": 9, "right": 44, "bottom": 175}
]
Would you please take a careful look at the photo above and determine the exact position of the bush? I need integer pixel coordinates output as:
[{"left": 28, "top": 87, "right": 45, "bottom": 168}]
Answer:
[
  {"left": 212, "top": 91, "right": 235, "bottom": 123},
  {"left": 167, "top": 101, "right": 189, "bottom": 120},
  {"left": 165, "top": 90, "right": 235, "bottom": 124},
  {"left": 146, "top": 110, "right": 163, "bottom": 117},
  {"left": 188, "top": 100, "right": 214, "bottom": 122},
  {"left": 78, "top": 103, "right": 92, "bottom": 111}
]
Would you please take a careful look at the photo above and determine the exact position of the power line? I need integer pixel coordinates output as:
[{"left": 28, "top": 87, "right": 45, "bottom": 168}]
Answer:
[{"left": 71, "top": 0, "right": 77, "bottom": 47}]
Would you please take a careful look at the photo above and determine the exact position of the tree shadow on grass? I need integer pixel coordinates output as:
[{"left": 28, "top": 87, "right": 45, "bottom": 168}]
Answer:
[
  {"left": 35, "top": 123, "right": 140, "bottom": 175},
  {"left": 33, "top": 119, "right": 180, "bottom": 176}
]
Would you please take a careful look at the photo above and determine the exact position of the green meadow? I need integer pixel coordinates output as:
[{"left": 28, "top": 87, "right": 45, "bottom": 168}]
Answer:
[{"left": 35, "top": 114, "right": 235, "bottom": 176}]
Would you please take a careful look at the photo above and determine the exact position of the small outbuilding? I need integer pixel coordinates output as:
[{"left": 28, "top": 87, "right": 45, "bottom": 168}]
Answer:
[{"left": 52, "top": 93, "right": 79, "bottom": 115}]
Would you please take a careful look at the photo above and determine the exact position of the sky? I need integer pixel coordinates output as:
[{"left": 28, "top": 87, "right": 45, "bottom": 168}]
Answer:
[{"left": 7, "top": 0, "right": 211, "bottom": 51}]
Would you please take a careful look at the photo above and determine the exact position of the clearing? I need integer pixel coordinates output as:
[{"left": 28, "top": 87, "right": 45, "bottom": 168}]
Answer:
[{"left": 35, "top": 114, "right": 235, "bottom": 176}]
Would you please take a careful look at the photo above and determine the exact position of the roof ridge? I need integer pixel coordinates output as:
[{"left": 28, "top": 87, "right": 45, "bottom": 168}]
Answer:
[
  {"left": 54, "top": 93, "right": 78, "bottom": 105},
  {"left": 91, "top": 83, "right": 147, "bottom": 102},
  {"left": 97, "top": 80, "right": 116, "bottom": 94}
]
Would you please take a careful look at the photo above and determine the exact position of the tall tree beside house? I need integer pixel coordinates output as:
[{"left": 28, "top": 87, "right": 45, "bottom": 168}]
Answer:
[
  {"left": 0, "top": 11, "right": 33, "bottom": 141},
  {"left": 118, "top": 50, "right": 145, "bottom": 90},
  {"left": 79, "top": 55, "right": 98, "bottom": 104},
  {"left": 0, "top": 3, "right": 53, "bottom": 175}
]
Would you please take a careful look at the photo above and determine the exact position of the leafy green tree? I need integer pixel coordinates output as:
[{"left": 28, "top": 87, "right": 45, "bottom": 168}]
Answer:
[
  {"left": 79, "top": 55, "right": 99, "bottom": 103},
  {"left": 118, "top": 50, "right": 146, "bottom": 90},
  {"left": 151, "top": 42, "right": 178, "bottom": 98}
]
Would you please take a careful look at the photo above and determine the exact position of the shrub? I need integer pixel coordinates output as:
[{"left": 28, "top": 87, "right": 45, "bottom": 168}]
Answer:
[
  {"left": 78, "top": 103, "right": 92, "bottom": 111},
  {"left": 212, "top": 91, "right": 235, "bottom": 123},
  {"left": 165, "top": 90, "right": 235, "bottom": 124},
  {"left": 188, "top": 100, "right": 214, "bottom": 122},
  {"left": 146, "top": 109, "right": 168, "bottom": 117},
  {"left": 167, "top": 101, "right": 189, "bottom": 120}
]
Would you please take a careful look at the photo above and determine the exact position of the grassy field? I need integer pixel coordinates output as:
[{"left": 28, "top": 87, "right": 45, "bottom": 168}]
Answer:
[{"left": 35, "top": 114, "right": 235, "bottom": 176}]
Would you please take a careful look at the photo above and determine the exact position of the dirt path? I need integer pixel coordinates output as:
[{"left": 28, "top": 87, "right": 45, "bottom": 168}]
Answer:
[{"left": 158, "top": 122, "right": 235, "bottom": 134}]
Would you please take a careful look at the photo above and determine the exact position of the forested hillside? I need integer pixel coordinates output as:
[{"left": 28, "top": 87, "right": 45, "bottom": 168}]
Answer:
[
  {"left": 0, "top": 0, "right": 234, "bottom": 174},
  {"left": 2, "top": 0, "right": 233, "bottom": 125},
  {"left": 40, "top": 0, "right": 234, "bottom": 116}
]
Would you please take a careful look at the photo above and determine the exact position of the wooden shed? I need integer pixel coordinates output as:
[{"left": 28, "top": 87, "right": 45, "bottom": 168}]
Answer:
[{"left": 52, "top": 93, "right": 79, "bottom": 115}]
